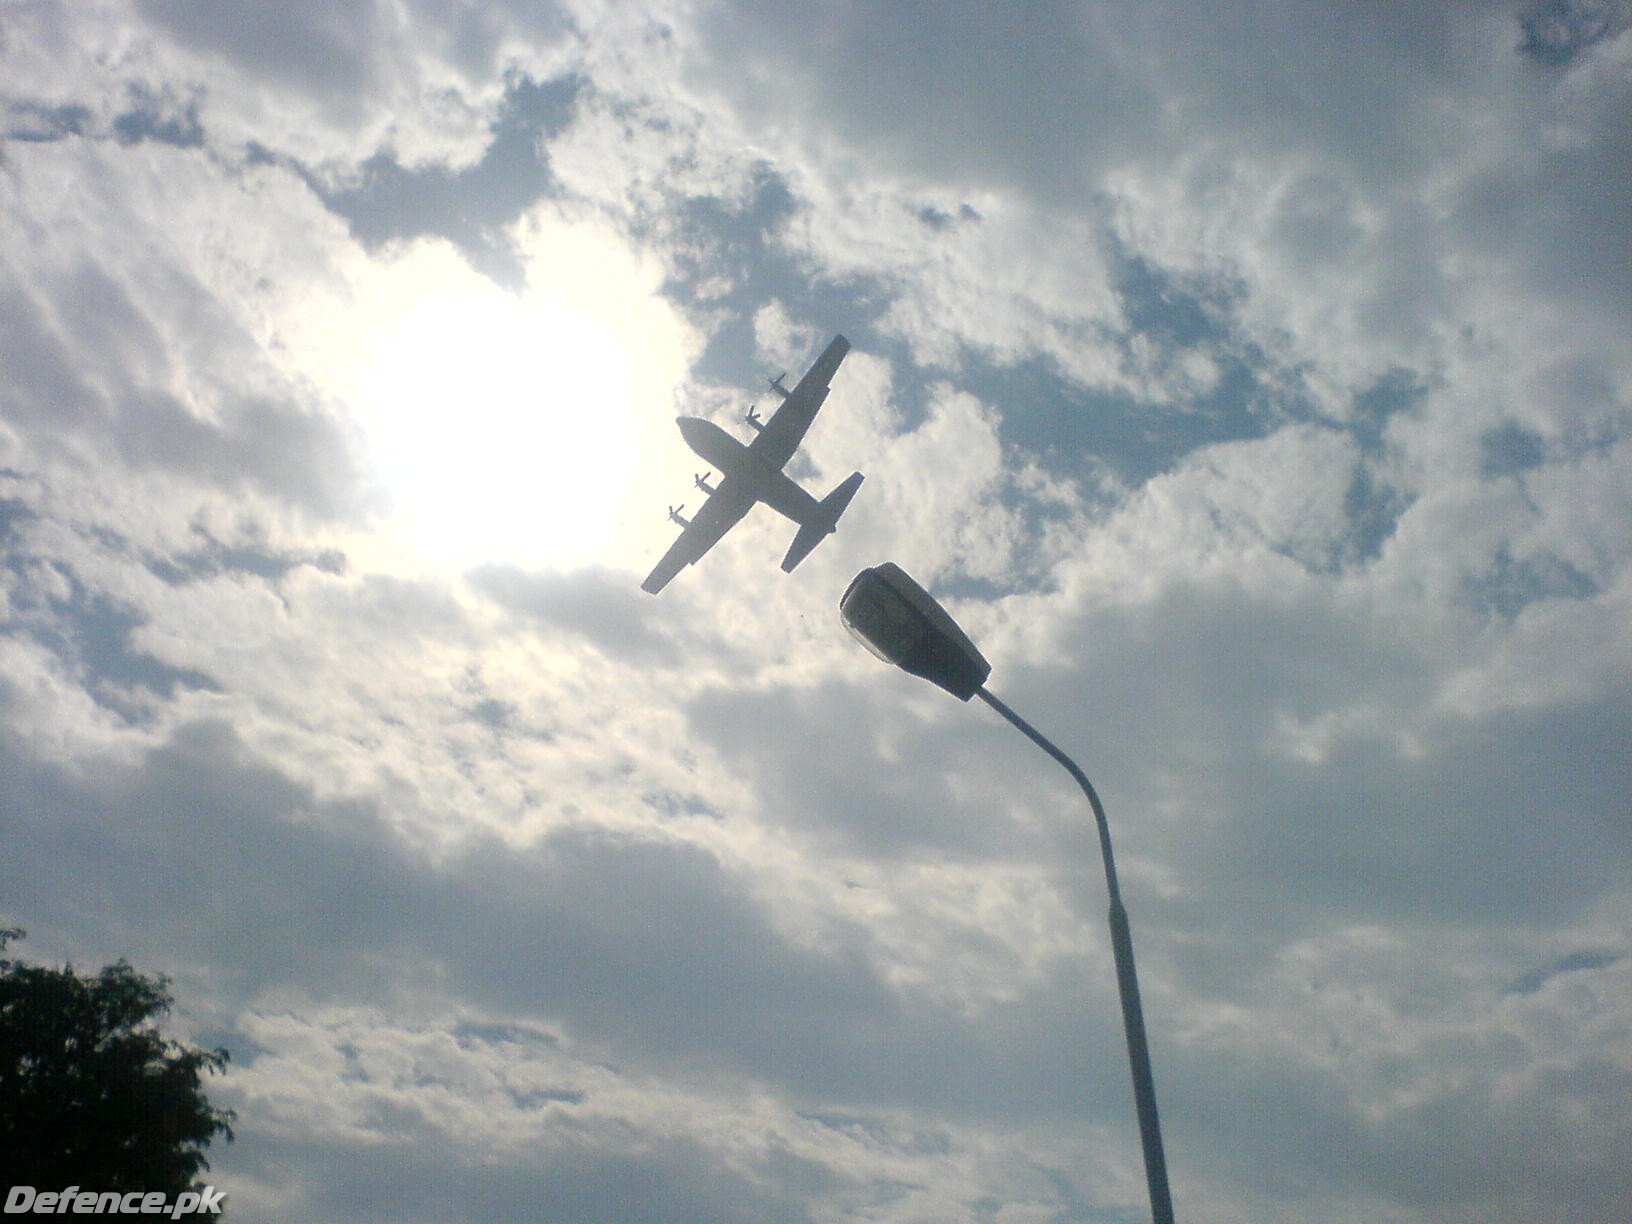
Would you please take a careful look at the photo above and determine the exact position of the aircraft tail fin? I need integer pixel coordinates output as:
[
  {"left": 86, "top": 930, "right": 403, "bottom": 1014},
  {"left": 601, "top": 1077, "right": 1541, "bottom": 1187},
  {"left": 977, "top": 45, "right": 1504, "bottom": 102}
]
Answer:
[{"left": 781, "top": 472, "right": 864, "bottom": 572}]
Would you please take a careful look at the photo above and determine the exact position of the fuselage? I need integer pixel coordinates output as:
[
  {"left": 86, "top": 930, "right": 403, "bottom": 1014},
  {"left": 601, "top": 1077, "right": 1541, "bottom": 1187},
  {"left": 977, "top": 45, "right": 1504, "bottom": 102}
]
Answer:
[
  {"left": 641, "top": 335, "right": 858, "bottom": 594},
  {"left": 676, "top": 416, "right": 820, "bottom": 522},
  {"left": 677, "top": 416, "right": 746, "bottom": 472}
]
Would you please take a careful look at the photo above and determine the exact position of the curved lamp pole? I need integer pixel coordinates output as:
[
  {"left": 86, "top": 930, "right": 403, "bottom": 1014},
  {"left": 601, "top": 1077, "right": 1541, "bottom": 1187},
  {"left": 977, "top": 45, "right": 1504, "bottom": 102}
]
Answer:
[{"left": 839, "top": 562, "right": 1175, "bottom": 1224}]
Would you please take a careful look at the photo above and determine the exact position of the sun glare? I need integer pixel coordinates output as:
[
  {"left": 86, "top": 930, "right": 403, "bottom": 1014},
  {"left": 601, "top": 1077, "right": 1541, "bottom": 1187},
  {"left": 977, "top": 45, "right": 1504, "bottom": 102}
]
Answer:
[
  {"left": 359, "top": 280, "right": 632, "bottom": 568},
  {"left": 294, "top": 218, "right": 690, "bottom": 574}
]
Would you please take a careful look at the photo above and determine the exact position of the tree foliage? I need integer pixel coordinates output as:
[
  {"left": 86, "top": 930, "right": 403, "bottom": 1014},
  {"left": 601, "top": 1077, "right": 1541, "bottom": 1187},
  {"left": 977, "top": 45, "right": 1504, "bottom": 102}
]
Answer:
[{"left": 0, "top": 928, "right": 234, "bottom": 1194}]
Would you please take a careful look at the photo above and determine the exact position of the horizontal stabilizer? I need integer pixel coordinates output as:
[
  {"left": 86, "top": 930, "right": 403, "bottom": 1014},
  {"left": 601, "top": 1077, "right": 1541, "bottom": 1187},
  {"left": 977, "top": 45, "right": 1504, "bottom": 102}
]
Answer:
[
  {"left": 822, "top": 470, "right": 864, "bottom": 520},
  {"left": 780, "top": 471, "right": 864, "bottom": 573}
]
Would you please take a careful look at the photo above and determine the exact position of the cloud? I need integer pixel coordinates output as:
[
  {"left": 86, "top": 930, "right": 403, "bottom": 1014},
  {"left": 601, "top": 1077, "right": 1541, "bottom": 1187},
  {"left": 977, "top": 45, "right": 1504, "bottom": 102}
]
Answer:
[
  {"left": 1518, "top": 0, "right": 1632, "bottom": 64},
  {"left": 686, "top": 0, "right": 1156, "bottom": 201},
  {"left": 1, "top": 141, "right": 368, "bottom": 526},
  {"left": 0, "top": 712, "right": 879, "bottom": 1057},
  {"left": 137, "top": 0, "right": 392, "bottom": 99},
  {"left": 229, "top": 1129, "right": 822, "bottom": 1224},
  {"left": 1504, "top": 946, "right": 1627, "bottom": 994},
  {"left": 4, "top": 3, "right": 1632, "bottom": 1221},
  {"left": 466, "top": 563, "right": 677, "bottom": 663},
  {"left": 132, "top": 0, "right": 576, "bottom": 162},
  {"left": 310, "top": 74, "right": 582, "bottom": 288},
  {"left": 0, "top": 712, "right": 1126, "bottom": 1214},
  {"left": 112, "top": 83, "right": 205, "bottom": 149}
]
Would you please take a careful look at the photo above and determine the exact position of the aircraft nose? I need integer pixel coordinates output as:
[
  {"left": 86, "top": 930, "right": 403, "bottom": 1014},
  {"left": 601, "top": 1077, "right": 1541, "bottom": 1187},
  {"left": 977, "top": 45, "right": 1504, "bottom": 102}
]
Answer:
[
  {"left": 677, "top": 415, "right": 708, "bottom": 448},
  {"left": 676, "top": 415, "right": 737, "bottom": 468}
]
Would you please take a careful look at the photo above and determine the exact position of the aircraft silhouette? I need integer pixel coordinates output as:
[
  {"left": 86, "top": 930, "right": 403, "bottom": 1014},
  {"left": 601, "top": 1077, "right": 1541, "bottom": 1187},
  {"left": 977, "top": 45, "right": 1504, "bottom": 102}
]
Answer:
[{"left": 642, "top": 335, "right": 863, "bottom": 594}]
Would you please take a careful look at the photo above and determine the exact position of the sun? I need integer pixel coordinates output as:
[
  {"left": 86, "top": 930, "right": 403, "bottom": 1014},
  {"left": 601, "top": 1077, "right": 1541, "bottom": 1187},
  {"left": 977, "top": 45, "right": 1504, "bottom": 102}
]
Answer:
[
  {"left": 293, "top": 217, "right": 691, "bottom": 573},
  {"left": 356, "top": 270, "right": 633, "bottom": 569}
]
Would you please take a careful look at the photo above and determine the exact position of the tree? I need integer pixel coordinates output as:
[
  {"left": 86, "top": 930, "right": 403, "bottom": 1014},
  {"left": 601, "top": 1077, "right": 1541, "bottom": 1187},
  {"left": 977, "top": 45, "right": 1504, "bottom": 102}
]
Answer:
[{"left": 0, "top": 928, "right": 234, "bottom": 1195}]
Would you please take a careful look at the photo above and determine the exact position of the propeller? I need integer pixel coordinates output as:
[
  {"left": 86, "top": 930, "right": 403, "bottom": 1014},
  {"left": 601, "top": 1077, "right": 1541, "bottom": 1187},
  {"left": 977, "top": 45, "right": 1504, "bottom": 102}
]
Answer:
[
  {"left": 668, "top": 504, "right": 689, "bottom": 526},
  {"left": 694, "top": 472, "right": 716, "bottom": 494},
  {"left": 745, "top": 405, "right": 763, "bottom": 430}
]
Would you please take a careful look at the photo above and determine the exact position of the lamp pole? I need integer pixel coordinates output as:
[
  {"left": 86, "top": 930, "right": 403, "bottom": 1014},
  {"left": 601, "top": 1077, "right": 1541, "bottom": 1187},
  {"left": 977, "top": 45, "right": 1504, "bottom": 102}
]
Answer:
[
  {"left": 838, "top": 563, "right": 1176, "bottom": 1224},
  {"left": 973, "top": 687, "right": 1174, "bottom": 1224}
]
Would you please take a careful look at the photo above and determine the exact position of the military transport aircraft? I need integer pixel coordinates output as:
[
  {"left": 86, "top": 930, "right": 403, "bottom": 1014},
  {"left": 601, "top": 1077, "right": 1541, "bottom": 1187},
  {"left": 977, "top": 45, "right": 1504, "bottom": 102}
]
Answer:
[{"left": 641, "top": 334, "right": 864, "bottom": 594}]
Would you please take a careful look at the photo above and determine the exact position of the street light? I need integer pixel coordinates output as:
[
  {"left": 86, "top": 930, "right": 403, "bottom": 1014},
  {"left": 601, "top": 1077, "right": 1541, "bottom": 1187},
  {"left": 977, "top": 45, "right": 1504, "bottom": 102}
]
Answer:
[{"left": 840, "top": 562, "right": 1176, "bottom": 1224}]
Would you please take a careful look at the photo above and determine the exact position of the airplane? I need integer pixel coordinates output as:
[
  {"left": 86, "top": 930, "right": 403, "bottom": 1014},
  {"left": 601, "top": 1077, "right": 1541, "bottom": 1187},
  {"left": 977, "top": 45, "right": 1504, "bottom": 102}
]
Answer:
[{"left": 642, "top": 334, "right": 864, "bottom": 594}]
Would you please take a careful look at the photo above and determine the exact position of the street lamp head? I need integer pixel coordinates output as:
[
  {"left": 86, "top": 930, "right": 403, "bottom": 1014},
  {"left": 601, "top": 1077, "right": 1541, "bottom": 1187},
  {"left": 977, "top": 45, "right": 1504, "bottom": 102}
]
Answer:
[{"left": 839, "top": 562, "right": 991, "bottom": 700}]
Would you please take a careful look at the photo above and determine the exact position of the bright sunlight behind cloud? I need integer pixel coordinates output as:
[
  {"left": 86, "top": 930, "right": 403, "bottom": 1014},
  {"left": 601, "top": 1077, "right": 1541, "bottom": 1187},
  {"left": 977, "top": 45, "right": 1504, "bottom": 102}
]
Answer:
[{"left": 291, "top": 212, "right": 690, "bottom": 572}]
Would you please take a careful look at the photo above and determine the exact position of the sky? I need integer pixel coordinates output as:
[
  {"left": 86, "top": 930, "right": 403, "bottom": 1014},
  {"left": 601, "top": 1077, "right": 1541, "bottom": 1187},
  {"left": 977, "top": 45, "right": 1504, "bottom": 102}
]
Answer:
[{"left": 2, "top": 2, "right": 1630, "bottom": 1221}]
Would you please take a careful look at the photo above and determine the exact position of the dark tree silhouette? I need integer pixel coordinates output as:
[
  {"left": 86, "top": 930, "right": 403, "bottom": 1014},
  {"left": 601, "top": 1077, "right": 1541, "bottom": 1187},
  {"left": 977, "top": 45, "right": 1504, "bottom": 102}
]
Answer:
[{"left": 0, "top": 928, "right": 234, "bottom": 1196}]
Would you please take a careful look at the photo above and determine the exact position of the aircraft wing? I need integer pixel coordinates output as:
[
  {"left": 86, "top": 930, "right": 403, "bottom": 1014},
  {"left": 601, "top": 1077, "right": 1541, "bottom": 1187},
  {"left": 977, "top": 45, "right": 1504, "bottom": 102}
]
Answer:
[
  {"left": 749, "top": 334, "right": 851, "bottom": 470},
  {"left": 641, "top": 481, "right": 754, "bottom": 594}
]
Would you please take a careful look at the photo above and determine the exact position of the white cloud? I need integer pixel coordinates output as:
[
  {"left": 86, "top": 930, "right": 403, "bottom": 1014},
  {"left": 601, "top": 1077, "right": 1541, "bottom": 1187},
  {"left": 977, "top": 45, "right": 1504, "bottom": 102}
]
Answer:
[{"left": 4, "top": 3, "right": 1630, "bottom": 1223}]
